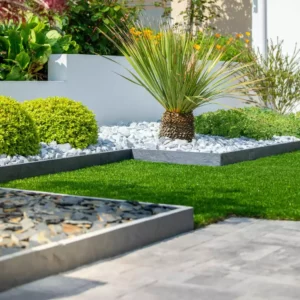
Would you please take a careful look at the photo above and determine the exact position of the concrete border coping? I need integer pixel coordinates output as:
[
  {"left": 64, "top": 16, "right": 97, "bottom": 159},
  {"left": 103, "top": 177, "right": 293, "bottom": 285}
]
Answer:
[
  {"left": 1, "top": 141, "right": 300, "bottom": 183},
  {"left": 132, "top": 141, "right": 300, "bottom": 166},
  {"left": 0, "top": 150, "right": 132, "bottom": 183},
  {"left": 0, "top": 188, "right": 194, "bottom": 292},
  {"left": 132, "top": 149, "right": 222, "bottom": 166}
]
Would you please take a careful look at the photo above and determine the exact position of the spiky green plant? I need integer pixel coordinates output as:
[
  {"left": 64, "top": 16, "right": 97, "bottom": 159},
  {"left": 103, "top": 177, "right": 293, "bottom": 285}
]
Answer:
[{"left": 106, "top": 24, "right": 257, "bottom": 141}]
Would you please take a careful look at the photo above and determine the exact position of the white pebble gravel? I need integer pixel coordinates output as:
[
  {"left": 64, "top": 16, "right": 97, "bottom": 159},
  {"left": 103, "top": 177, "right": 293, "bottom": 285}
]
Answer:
[{"left": 0, "top": 121, "right": 299, "bottom": 166}]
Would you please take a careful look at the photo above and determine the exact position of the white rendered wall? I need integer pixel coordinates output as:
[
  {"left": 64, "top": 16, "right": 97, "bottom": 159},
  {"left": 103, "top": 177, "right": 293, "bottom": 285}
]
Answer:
[
  {"left": 0, "top": 55, "right": 247, "bottom": 125},
  {"left": 267, "top": 0, "right": 300, "bottom": 56},
  {"left": 252, "top": 0, "right": 300, "bottom": 56},
  {"left": 252, "top": 0, "right": 267, "bottom": 55}
]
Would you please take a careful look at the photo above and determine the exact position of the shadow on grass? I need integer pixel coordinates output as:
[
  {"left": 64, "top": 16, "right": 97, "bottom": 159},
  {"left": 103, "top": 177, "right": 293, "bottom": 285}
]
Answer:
[{"left": 7, "top": 178, "right": 271, "bottom": 225}]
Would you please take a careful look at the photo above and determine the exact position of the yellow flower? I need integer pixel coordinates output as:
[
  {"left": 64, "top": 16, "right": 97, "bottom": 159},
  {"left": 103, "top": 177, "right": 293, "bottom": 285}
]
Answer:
[
  {"left": 193, "top": 44, "right": 201, "bottom": 51},
  {"left": 216, "top": 44, "right": 222, "bottom": 50},
  {"left": 135, "top": 31, "right": 142, "bottom": 36},
  {"left": 245, "top": 39, "right": 250, "bottom": 44},
  {"left": 215, "top": 33, "right": 221, "bottom": 38},
  {"left": 129, "top": 27, "right": 136, "bottom": 35},
  {"left": 143, "top": 29, "right": 153, "bottom": 39},
  {"left": 245, "top": 31, "right": 251, "bottom": 36}
]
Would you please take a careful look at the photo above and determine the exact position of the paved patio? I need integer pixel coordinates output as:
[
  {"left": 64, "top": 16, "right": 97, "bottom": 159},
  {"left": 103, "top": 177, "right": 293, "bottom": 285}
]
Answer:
[{"left": 1, "top": 217, "right": 300, "bottom": 300}]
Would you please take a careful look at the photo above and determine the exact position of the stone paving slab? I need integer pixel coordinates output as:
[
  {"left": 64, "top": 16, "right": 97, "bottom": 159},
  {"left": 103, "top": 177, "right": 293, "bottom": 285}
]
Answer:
[{"left": 1, "top": 217, "right": 300, "bottom": 300}]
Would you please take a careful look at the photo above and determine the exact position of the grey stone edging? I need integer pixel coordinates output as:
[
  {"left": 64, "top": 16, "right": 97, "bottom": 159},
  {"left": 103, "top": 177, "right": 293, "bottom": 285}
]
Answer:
[
  {"left": 1, "top": 141, "right": 300, "bottom": 183},
  {"left": 220, "top": 141, "right": 300, "bottom": 165},
  {"left": 0, "top": 150, "right": 132, "bottom": 183},
  {"left": 132, "top": 149, "right": 222, "bottom": 166},
  {"left": 132, "top": 141, "right": 300, "bottom": 166},
  {"left": 0, "top": 188, "right": 194, "bottom": 292}
]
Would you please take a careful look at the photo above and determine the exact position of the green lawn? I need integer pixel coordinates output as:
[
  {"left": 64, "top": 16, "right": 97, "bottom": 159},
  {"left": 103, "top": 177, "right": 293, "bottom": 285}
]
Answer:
[{"left": 2, "top": 152, "right": 300, "bottom": 227}]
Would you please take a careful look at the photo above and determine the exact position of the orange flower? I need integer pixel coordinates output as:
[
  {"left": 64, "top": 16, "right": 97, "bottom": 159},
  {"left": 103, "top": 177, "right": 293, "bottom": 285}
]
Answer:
[
  {"left": 245, "top": 31, "right": 251, "bottom": 37},
  {"left": 215, "top": 33, "right": 221, "bottom": 38},
  {"left": 245, "top": 39, "right": 250, "bottom": 44},
  {"left": 193, "top": 44, "right": 201, "bottom": 51},
  {"left": 236, "top": 33, "right": 244, "bottom": 39},
  {"left": 156, "top": 33, "right": 163, "bottom": 40},
  {"left": 216, "top": 44, "right": 222, "bottom": 50},
  {"left": 229, "top": 37, "right": 234, "bottom": 42}
]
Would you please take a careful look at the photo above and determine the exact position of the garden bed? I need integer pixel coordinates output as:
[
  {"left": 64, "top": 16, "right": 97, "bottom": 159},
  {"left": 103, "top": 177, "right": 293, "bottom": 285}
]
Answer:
[
  {"left": 1, "top": 141, "right": 300, "bottom": 183},
  {"left": 0, "top": 188, "right": 193, "bottom": 292},
  {"left": 1, "top": 122, "right": 300, "bottom": 182}
]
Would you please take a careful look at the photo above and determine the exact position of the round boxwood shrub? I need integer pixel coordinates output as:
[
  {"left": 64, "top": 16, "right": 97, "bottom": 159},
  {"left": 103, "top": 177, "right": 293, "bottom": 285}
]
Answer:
[
  {"left": 22, "top": 97, "right": 98, "bottom": 149},
  {"left": 0, "top": 96, "right": 40, "bottom": 156},
  {"left": 195, "top": 107, "right": 300, "bottom": 140}
]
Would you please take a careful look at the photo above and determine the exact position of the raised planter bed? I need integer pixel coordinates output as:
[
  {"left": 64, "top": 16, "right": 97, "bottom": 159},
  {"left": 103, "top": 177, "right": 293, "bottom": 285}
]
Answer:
[
  {"left": 1, "top": 141, "right": 300, "bottom": 183},
  {"left": 0, "top": 188, "right": 193, "bottom": 292}
]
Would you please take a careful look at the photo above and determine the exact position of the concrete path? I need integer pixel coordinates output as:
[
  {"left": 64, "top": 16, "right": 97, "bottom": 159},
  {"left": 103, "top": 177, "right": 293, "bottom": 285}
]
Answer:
[{"left": 1, "top": 217, "right": 300, "bottom": 300}]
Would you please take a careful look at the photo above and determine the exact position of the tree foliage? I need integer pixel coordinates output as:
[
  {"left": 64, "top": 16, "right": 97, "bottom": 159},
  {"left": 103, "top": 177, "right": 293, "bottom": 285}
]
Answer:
[{"left": 0, "top": 0, "right": 67, "bottom": 21}]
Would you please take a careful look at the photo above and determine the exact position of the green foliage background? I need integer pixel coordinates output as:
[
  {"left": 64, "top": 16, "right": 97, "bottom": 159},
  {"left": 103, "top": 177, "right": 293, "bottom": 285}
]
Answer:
[
  {"left": 0, "top": 14, "right": 78, "bottom": 80},
  {"left": 61, "top": 0, "right": 140, "bottom": 55}
]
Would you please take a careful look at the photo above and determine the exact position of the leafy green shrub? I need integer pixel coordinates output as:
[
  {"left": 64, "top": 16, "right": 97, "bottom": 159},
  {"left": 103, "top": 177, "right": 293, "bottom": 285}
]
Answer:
[
  {"left": 61, "top": 0, "right": 139, "bottom": 55},
  {"left": 195, "top": 107, "right": 300, "bottom": 140},
  {"left": 22, "top": 97, "right": 98, "bottom": 148},
  {"left": 0, "top": 14, "right": 79, "bottom": 81},
  {"left": 0, "top": 96, "right": 40, "bottom": 155}
]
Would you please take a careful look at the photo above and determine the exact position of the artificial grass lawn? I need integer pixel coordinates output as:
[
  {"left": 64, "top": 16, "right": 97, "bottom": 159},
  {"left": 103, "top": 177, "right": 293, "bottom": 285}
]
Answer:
[{"left": 2, "top": 151, "right": 300, "bottom": 227}]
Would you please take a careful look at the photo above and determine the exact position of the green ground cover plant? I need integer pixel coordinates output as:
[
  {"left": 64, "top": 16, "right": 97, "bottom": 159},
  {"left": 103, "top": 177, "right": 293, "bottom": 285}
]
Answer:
[
  {"left": 22, "top": 96, "right": 98, "bottom": 149},
  {"left": 2, "top": 152, "right": 300, "bottom": 226},
  {"left": 195, "top": 107, "right": 300, "bottom": 140}
]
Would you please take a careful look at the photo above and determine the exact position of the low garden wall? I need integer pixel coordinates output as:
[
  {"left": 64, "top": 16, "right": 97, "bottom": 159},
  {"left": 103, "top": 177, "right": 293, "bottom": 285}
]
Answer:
[{"left": 0, "top": 55, "right": 248, "bottom": 125}]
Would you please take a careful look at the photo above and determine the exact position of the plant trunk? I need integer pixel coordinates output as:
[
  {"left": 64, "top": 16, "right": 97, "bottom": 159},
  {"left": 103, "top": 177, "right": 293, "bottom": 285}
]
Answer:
[{"left": 159, "top": 111, "right": 195, "bottom": 141}]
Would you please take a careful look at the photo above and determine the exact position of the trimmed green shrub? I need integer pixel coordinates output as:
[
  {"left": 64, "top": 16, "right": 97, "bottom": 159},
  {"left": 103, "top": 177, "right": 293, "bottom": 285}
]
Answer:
[
  {"left": 0, "top": 96, "right": 40, "bottom": 156},
  {"left": 195, "top": 107, "right": 300, "bottom": 140},
  {"left": 22, "top": 97, "right": 98, "bottom": 149}
]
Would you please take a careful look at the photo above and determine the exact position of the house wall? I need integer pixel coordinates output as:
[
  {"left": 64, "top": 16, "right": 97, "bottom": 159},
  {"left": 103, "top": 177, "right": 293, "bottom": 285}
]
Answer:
[
  {"left": 0, "top": 55, "right": 247, "bottom": 125},
  {"left": 208, "top": 0, "right": 252, "bottom": 35},
  {"left": 267, "top": 0, "right": 300, "bottom": 56},
  {"left": 138, "top": 0, "right": 252, "bottom": 35}
]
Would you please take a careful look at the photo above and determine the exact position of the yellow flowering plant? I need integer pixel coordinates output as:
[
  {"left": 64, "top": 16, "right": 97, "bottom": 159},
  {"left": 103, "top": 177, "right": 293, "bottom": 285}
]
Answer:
[{"left": 195, "top": 31, "right": 252, "bottom": 63}]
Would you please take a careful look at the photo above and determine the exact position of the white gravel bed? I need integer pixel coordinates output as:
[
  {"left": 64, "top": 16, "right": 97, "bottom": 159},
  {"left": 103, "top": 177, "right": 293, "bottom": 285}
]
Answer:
[{"left": 0, "top": 121, "right": 299, "bottom": 166}]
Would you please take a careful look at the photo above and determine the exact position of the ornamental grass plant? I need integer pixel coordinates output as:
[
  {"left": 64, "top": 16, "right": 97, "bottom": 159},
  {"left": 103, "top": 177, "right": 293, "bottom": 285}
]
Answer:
[
  {"left": 105, "top": 23, "right": 258, "bottom": 141},
  {"left": 241, "top": 40, "right": 300, "bottom": 114}
]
